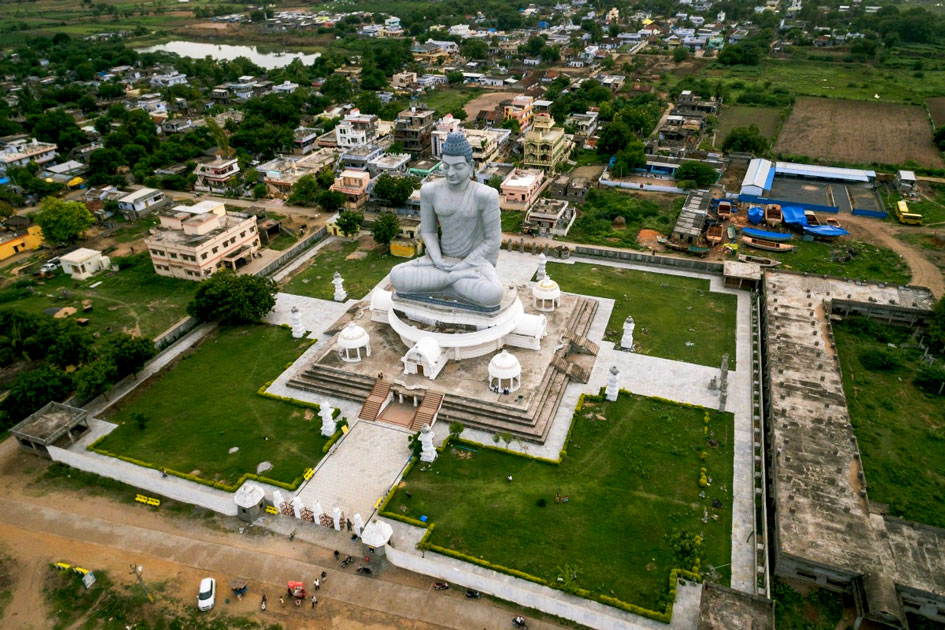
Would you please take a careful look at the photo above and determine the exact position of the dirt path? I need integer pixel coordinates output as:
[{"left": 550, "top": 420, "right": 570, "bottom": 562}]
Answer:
[
  {"left": 839, "top": 214, "right": 945, "bottom": 297},
  {"left": 0, "top": 441, "right": 570, "bottom": 630}
]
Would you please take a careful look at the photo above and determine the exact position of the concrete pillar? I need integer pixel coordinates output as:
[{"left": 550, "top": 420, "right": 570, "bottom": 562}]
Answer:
[
  {"left": 419, "top": 424, "right": 437, "bottom": 463},
  {"left": 605, "top": 365, "right": 619, "bottom": 402},
  {"left": 290, "top": 306, "right": 304, "bottom": 339}
]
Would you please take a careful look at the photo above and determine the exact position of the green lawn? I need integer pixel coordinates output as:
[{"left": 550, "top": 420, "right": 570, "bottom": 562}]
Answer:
[
  {"left": 423, "top": 87, "right": 482, "bottom": 117},
  {"left": 390, "top": 393, "right": 733, "bottom": 610},
  {"left": 99, "top": 324, "right": 328, "bottom": 486},
  {"left": 758, "top": 239, "right": 912, "bottom": 285},
  {"left": 713, "top": 105, "right": 784, "bottom": 149},
  {"left": 547, "top": 262, "right": 738, "bottom": 368},
  {"left": 501, "top": 210, "right": 525, "bottom": 233},
  {"left": 281, "top": 239, "right": 403, "bottom": 300},
  {"left": 834, "top": 318, "right": 945, "bottom": 528},
  {"left": 0, "top": 253, "right": 196, "bottom": 340}
]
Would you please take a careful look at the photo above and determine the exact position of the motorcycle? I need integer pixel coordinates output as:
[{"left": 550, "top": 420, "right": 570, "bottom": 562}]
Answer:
[
  {"left": 433, "top": 581, "right": 449, "bottom": 591},
  {"left": 512, "top": 616, "right": 528, "bottom": 629},
  {"left": 340, "top": 555, "right": 354, "bottom": 568},
  {"left": 356, "top": 566, "right": 373, "bottom": 576},
  {"left": 465, "top": 589, "right": 482, "bottom": 599}
]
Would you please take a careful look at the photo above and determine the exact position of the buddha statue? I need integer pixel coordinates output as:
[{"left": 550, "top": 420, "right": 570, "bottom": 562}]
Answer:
[{"left": 389, "top": 132, "right": 504, "bottom": 308}]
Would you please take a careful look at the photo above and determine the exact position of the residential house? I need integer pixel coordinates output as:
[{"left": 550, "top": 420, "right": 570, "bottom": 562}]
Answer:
[
  {"left": 0, "top": 223, "right": 43, "bottom": 261},
  {"left": 523, "top": 114, "right": 572, "bottom": 171},
  {"left": 0, "top": 138, "right": 57, "bottom": 170},
  {"left": 194, "top": 157, "right": 241, "bottom": 194},
  {"left": 150, "top": 72, "right": 187, "bottom": 88},
  {"left": 117, "top": 187, "right": 168, "bottom": 219},
  {"left": 392, "top": 72, "right": 418, "bottom": 90},
  {"left": 368, "top": 152, "right": 411, "bottom": 177},
  {"left": 393, "top": 107, "right": 436, "bottom": 156},
  {"left": 500, "top": 168, "right": 546, "bottom": 211},
  {"left": 60, "top": 248, "right": 110, "bottom": 280},
  {"left": 417, "top": 74, "right": 447, "bottom": 89},
  {"left": 259, "top": 149, "right": 336, "bottom": 198},
  {"left": 294, "top": 127, "right": 320, "bottom": 155},
  {"left": 330, "top": 169, "right": 372, "bottom": 210},
  {"left": 162, "top": 118, "right": 194, "bottom": 134},
  {"left": 524, "top": 198, "right": 576, "bottom": 236},
  {"left": 339, "top": 145, "right": 385, "bottom": 171},
  {"left": 137, "top": 93, "right": 167, "bottom": 115},
  {"left": 336, "top": 109, "right": 380, "bottom": 149},
  {"left": 145, "top": 204, "right": 260, "bottom": 279},
  {"left": 503, "top": 95, "right": 535, "bottom": 131}
]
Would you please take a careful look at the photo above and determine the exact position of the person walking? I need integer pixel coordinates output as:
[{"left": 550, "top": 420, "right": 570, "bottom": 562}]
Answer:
[
  {"left": 310, "top": 594, "right": 317, "bottom": 608},
  {"left": 279, "top": 596, "right": 285, "bottom": 608},
  {"left": 313, "top": 578, "right": 320, "bottom": 591}
]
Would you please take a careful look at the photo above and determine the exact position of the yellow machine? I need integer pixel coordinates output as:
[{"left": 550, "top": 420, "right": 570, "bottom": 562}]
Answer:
[{"left": 895, "top": 200, "right": 922, "bottom": 225}]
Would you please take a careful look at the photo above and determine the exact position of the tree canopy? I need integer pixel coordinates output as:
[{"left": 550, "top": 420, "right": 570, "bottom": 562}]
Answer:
[
  {"left": 373, "top": 174, "right": 420, "bottom": 208},
  {"left": 186, "top": 272, "right": 277, "bottom": 324},
  {"left": 371, "top": 212, "right": 401, "bottom": 246},
  {"left": 34, "top": 197, "right": 95, "bottom": 245},
  {"left": 721, "top": 125, "right": 770, "bottom": 155},
  {"left": 335, "top": 211, "right": 364, "bottom": 237},
  {"left": 675, "top": 162, "right": 719, "bottom": 188}
]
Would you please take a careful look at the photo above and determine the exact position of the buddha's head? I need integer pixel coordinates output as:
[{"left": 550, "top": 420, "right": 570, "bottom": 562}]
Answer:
[{"left": 441, "top": 132, "right": 474, "bottom": 187}]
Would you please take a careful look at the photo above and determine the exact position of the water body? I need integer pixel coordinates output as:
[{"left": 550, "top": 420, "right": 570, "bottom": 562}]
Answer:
[{"left": 136, "top": 41, "right": 321, "bottom": 69}]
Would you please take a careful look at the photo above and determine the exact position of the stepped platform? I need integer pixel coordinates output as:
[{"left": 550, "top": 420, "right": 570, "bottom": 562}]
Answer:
[{"left": 287, "top": 286, "right": 600, "bottom": 444}]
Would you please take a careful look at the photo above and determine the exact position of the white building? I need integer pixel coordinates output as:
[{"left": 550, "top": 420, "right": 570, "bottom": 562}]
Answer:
[
  {"left": 117, "top": 188, "right": 168, "bottom": 219},
  {"left": 194, "top": 157, "right": 241, "bottom": 194},
  {"left": 335, "top": 109, "right": 379, "bottom": 149},
  {"left": 272, "top": 80, "right": 299, "bottom": 94},
  {"left": 150, "top": 72, "right": 188, "bottom": 87},
  {"left": 0, "top": 139, "right": 57, "bottom": 171},
  {"left": 60, "top": 248, "right": 110, "bottom": 280}
]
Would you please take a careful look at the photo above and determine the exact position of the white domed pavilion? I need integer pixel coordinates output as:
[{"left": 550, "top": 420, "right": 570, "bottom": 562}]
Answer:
[
  {"left": 532, "top": 275, "right": 561, "bottom": 312},
  {"left": 488, "top": 349, "right": 521, "bottom": 394},
  {"left": 337, "top": 323, "right": 371, "bottom": 362}
]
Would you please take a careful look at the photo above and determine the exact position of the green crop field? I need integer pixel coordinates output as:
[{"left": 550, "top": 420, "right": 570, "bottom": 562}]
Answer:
[
  {"left": 100, "top": 324, "right": 328, "bottom": 486},
  {"left": 712, "top": 105, "right": 784, "bottom": 149},
  {"left": 388, "top": 392, "right": 734, "bottom": 611},
  {"left": 547, "top": 262, "right": 738, "bottom": 368}
]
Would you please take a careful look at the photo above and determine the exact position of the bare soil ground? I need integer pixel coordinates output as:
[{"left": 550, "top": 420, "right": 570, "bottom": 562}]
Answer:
[
  {"left": 927, "top": 97, "right": 945, "bottom": 127},
  {"left": 774, "top": 97, "right": 945, "bottom": 168},
  {"left": 463, "top": 91, "right": 510, "bottom": 119}
]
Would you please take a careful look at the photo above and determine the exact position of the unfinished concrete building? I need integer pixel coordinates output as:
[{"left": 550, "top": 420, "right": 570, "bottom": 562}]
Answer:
[{"left": 761, "top": 271, "right": 945, "bottom": 628}]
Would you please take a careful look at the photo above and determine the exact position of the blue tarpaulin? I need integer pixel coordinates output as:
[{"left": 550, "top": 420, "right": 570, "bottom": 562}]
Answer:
[
  {"left": 741, "top": 227, "right": 794, "bottom": 241},
  {"left": 803, "top": 226, "right": 849, "bottom": 237},
  {"left": 747, "top": 206, "right": 763, "bottom": 225},
  {"left": 780, "top": 205, "right": 808, "bottom": 226}
]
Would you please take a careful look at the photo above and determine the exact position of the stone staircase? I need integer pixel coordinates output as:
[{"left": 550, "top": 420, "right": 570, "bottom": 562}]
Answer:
[
  {"left": 358, "top": 378, "right": 392, "bottom": 421},
  {"left": 565, "top": 297, "right": 599, "bottom": 338},
  {"left": 410, "top": 391, "right": 443, "bottom": 431}
]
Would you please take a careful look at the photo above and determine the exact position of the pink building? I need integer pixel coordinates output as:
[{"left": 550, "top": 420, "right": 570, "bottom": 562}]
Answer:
[
  {"left": 500, "top": 168, "right": 546, "bottom": 211},
  {"left": 330, "top": 169, "right": 372, "bottom": 210},
  {"left": 503, "top": 95, "right": 535, "bottom": 132}
]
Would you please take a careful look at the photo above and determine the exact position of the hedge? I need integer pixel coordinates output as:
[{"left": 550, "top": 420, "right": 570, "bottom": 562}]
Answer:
[{"left": 378, "top": 388, "right": 715, "bottom": 623}]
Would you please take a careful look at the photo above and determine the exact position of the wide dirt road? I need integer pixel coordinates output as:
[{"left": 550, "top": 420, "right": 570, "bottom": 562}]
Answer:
[{"left": 0, "top": 440, "right": 568, "bottom": 630}]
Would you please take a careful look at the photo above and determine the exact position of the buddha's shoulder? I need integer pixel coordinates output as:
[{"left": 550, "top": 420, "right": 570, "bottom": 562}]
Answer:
[{"left": 470, "top": 180, "right": 499, "bottom": 203}]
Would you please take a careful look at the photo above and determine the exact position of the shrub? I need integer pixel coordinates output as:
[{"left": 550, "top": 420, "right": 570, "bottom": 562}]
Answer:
[
  {"left": 858, "top": 348, "right": 901, "bottom": 371},
  {"left": 914, "top": 364, "right": 945, "bottom": 395},
  {"left": 536, "top": 497, "right": 547, "bottom": 507}
]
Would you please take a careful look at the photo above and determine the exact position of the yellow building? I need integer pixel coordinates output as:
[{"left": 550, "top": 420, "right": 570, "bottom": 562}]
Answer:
[
  {"left": 523, "top": 114, "right": 572, "bottom": 171},
  {"left": 0, "top": 224, "right": 43, "bottom": 261}
]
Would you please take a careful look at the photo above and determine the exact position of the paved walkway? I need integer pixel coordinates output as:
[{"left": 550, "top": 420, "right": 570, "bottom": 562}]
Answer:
[
  {"left": 263, "top": 292, "right": 351, "bottom": 339},
  {"left": 295, "top": 420, "right": 412, "bottom": 522}
]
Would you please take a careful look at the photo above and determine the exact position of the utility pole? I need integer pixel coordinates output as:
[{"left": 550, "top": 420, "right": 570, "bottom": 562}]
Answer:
[{"left": 129, "top": 564, "right": 155, "bottom": 603}]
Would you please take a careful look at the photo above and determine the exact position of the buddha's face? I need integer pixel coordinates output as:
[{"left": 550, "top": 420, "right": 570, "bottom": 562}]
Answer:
[{"left": 442, "top": 154, "right": 473, "bottom": 186}]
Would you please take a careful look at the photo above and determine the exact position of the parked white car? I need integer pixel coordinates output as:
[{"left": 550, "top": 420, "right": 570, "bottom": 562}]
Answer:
[{"left": 197, "top": 577, "right": 216, "bottom": 611}]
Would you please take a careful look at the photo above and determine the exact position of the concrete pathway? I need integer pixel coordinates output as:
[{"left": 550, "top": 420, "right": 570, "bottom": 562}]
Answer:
[
  {"left": 295, "top": 420, "right": 413, "bottom": 522},
  {"left": 263, "top": 292, "right": 351, "bottom": 339}
]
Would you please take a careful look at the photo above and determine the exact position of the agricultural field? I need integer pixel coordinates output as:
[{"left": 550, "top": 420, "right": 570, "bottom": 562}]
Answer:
[
  {"left": 928, "top": 97, "right": 945, "bottom": 127},
  {"left": 774, "top": 97, "right": 945, "bottom": 168},
  {"left": 834, "top": 318, "right": 945, "bottom": 529},
  {"left": 388, "top": 392, "right": 734, "bottom": 612},
  {"left": 712, "top": 105, "right": 784, "bottom": 149},
  {"left": 100, "top": 324, "right": 328, "bottom": 487},
  {"left": 547, "top": 262, "right": 738, "bottom": 368}
]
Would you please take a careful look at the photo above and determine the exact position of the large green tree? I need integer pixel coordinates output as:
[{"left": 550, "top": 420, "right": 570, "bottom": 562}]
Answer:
[
  {"left": 103, "top": 332, "right": 156, "bottom": 379},
  {"left": 335, "top": 210, "right": 363, "bottom": 237},
  {"left": 373, "top": 174, "right": 420, "bottom": 208},
  {"left": 721, "top": 125, "right": 769, "bottom": 155},
  {"left": 186, "top": 272, "right": 277, "bottom": 324},
  {"left": 287, "top": 174, "right": 321, "bottom": 206},
  {"left": 597, "top": 121, "right": 633, "bottom": 157},
  {"left": 675, "top": 162, "right": 719, "bottom": 188},
  {"left": 34, "top": 197, "right": 95, "bottom": 245},
  {"left": 371, "top": 211, "right": 401, "bottom": 246},
  {"left": 1, "top": 365, "right": 73, "bottom": 429}
]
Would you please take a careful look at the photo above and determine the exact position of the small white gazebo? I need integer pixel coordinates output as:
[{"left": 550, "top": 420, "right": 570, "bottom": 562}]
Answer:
[
  {"left": 337, "top": 323, "right": 371, "bottom": 362},
  {"left": 489, "top": 349, "right": 521, "bottom": 394},
  {"left": 532, "top": 275, "right": 561, "bottom": 312}
]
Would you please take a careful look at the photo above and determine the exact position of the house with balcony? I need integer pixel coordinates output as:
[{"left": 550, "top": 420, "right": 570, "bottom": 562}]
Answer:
[
  {"left": 392, "top": 72, "right": 418, "bottom": 90},
  {"left": 503, "top": 95, "right": 534, "bottom": 132},
  {"left": 0, "top": 138, "right": 57, "bottom": 171},
  {"left": 145, "top": 203, "right": 260, "bottom": 280},
  {"left": 194, "top": 157, "right": 240, "bottom": 194},
  {"left": 339, "top": 145, "right": 385, "bottom": 171},
  {"left": 259, "top": 149, "right": 336, "bottom": 198},
  {"left": 294, "top": 127, "right": 320, "bottom": 155},
  {"left": 330, "top": 169, "right": 372, "bottom": 210},
  {"left": 523, "top": 114, "right": 572, "bottom": 171},
  {"left": 117, "top": 187, "right": 169, "bottom": 219},
  {"left": 336, "top": 109, "right": 380, "bottom": 149},
  {"left": 500, "top": 168, "right": 546, "bottom": 211},
  {"left": 368, "top": 153, "right": 411, "bottom": 177},
  {"left": 523, "top": 198, "right": 575, "bottom": 236},
  {"left": 393, "top": 107, "right": 436, "bottom": 156}
]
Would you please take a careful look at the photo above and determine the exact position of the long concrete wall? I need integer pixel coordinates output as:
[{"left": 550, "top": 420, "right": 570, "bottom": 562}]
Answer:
[
  {"left": 574, "top": 245, "right": 725, "bottom": 274},
  {"left": 384, "top": 540, "right": 669, "bottom": 630},
  {"left": 46, "top": 445, "right": 237, "bottom": 516}
]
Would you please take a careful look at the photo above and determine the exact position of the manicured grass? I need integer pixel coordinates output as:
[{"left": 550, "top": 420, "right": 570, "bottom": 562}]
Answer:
[
  {"left": 422, "top": 87, "right": 483, "bottom": 117},
  {"left": 547, "top": 261, "right": 738, "bottom": 368},
  {"left": 100, "top": 324, "right": 327, "bottom": 486},
  {"left": 772, "top": 578, "right": 847, "bottom": 630},
  {"left": 759, "top": 239, "right": 911, "bottom": 285},
  {"left": 501, "top": 210, "right": 525, "bottom": 233},
  {"left": 390, "top": 393, "right": 734, "bottom": 609},
  {"left": 712, "top": 105, "right": 784, "bottom": 149},
  {"left": 281, "top": 238, "right": 403, "bottom": 300},
  {"left": 0, "top": 253, "right": 196, "bottom": 340},
  {"left": 834, "top": 318, "right": 945, "bottom": 528}
]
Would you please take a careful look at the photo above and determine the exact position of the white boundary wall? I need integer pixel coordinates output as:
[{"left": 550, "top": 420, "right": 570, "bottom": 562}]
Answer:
[{"left": 47, "top": 444, "right": 238, "bottom": 516}]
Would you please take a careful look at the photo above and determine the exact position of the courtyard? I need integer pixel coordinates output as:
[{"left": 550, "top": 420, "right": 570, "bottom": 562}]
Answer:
[
  {"left": 280, "top": 238, "right": 403, "bottom": 300},
  {"left": 547, "top": 261, "right": 738, "bottom": 368},
  {"left": 386, "top": 392, "right": 734, "bottom": 612},
  {"left": 97, "top": 324, "right": 329, "bottom": 487}
]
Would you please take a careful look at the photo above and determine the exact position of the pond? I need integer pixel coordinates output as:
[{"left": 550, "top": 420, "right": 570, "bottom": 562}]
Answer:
[{"left": 136, "top": 41, "right": 320, "bottom": 69}]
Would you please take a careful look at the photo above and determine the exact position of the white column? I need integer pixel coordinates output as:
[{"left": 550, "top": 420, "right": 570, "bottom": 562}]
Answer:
[
  {"left": 605, "top": 365, "right": 619, "bottom": 402},
  {"left": 353, "top": 513, "right": 364, "bottom": 536},
  {"left": 291, "top": 496, "right": 303, "bottom": 519},
  {"left": 419, "top": 424, "right": 437, "bottom": 463},
  {"left": 319, "top": 401, "right": 337, "bottom": 437},
  {"left": 332, "top": 507, "right": 342, "bottom": 531},
  {"left": 290, "top": 306, "right": 304, "bottom": 339},
  {"left": 332, "top": 271, "right": 347, "bottom": 302},
  {"left": 536, "top": 252, "right": 547, "bottom": 280}
]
